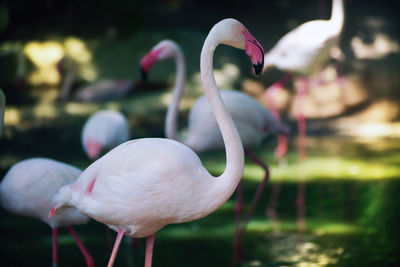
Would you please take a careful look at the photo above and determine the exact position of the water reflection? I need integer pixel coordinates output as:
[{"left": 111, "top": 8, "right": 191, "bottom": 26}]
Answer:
[{"left": 267, "top": 234, "right": 344, "bottom": 266}]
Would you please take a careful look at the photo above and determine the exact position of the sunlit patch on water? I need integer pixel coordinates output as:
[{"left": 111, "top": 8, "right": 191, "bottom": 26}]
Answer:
[{"left": 266, "top": 234, "right": 344, "bottom": 266}]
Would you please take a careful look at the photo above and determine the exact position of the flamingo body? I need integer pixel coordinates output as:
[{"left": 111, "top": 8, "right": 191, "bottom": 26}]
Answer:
[
  {"left": 0, "top": 158, "right": 95, "bottom": 266},
  {"left": 54, "top": 138, "right": 217, "bottom": 238},
  {"left": 264, "top": 0, "right": 344, "bottom": 75},
  {"left": 186, "top": 90, "right": 283, "bottom": 152},
  {"left": 0, "top": 158, "right": 88, "bottom": 227},
  {"left": 74, "top": 80, "right": 134, "bottom": 103},
  {"left": 82, "top": 110, "right": 130, "bottom": 160}
]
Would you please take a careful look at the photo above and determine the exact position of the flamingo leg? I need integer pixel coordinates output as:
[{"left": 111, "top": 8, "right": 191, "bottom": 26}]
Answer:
[
  {"left": 66, "top": 226, "right": 95, "bottom": 267},
  {"left": 243, "top": 150, "right": 270, "bottom": 228},
  {"left": 265, "top": 78, "right": 290, "bottom": 225},
  {"left": 266, "top": 182, "right": 281, "bottom": 220},
  {"left": 52, "top": 227, "right": 58, "bottom": 267},
  {"left": 233, "top": 181, "right": 244, "bottom": 266},
  {"left": 107, "top": 228, "right": 124, "bottom": 267},
  {"left": 336, "top": 58, "right": 346, "bottom": 90},
  {"left": 144, "top": 234, "right": 156, "bottom": 267},
  {"left": 296, "top": 77, "right": 308, "bottom": 232},
  {"left": 233, "top": 150, "right": 270, "bottom": 266}
]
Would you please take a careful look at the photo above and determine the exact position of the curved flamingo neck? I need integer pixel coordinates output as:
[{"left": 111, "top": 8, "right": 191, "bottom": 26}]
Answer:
[
  {"left": 200, "top": 29, "right": 244, "bottom": 206},
  {"left": 330, "top": 0, "right": 344, "bottom": 33},
  {"left": 0, "top": 89, "right": 5, "bottom": 137},
  {"left": 165, "top": 48, "right": 185, "bottom": 142}
]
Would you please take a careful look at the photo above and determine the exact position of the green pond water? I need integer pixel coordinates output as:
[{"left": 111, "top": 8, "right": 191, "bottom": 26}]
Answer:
[{"left": 1, "top": 129, "right": 399, "bottom": 266}]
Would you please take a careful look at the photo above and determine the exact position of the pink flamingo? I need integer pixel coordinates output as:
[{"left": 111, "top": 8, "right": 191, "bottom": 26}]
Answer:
[
  {"left": 82, "top": 110, "right": 130, "bottom": 160},
  {"left": 0, "top": 158, "right": 94, "bottom": 267},
  {"left": 49, "top": 18, "right": 264, "bottom": 267},
  {"left": 263, "top": 0, "right": 344, "bottom": 231},
  {"left": 57, "top": 57, "right": 134, "bottom": 103},
  {"left": 140, "top": 39, "right": 288, "bottom": 263},
  {"left": 74, "top": 80, "right": 134, "bottom": 103},
  {"left": 0, "top": 89, "right": 5, "bottom": 137}
]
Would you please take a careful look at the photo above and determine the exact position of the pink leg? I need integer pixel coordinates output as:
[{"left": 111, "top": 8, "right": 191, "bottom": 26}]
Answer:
[
  {"left": 145, "top": 234, "right": 156, "bottom": 267},
  {"left": 296, "top": 77, "right": 308, "bottom": 232},
  {"left": 52, "top": 227, "right": 58, "bottom": 267},
  {"left": 336, "top": 59, "right": 346, "bottom": 89},
  {"left": 233, "top": 181, "right": 244, "bottom": 266},
  {"left": 266, "top": 182, "right": 281, "bottom": 220},
  {"left": 234, "top": 181, "right": 243, "bottom": 235},
  {"left": 107, "top": 229, "right": 124, "bottom": 267},
  {"left": 233, "top": 150, "right": 270, "bottom": 266},
  {"left": 265, "top": 76, "right": 290, "bottom": 224},
  {"left": 242, "top": 150, "right": 270, "bottom": 228},
  {"left": 264, "top": 73, "right": 292, "bottom": 116},
  {"left": 66, "top": 226, "right": 95, "bottom": 267},
  {"left": 297, "top": 77, "right": 307, "bottom": 161}
]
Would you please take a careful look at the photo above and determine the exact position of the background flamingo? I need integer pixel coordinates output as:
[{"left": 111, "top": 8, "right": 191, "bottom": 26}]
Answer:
[
  {"left": 50, "top": 18, "right": 264, "bottom": 267},
  {"left": 0, "top": 158, "right": 94, "bottom": 267},
  {"left": 82, "top": 110, "right": 130, "bottom": 160},
  {"left": 57, "top": 57, "right": 134, "bottom": 103},
  {"left": 263, "top": 0, "right": 344, "bottom": 231},
  {"left": 0, "top": 89, "right": 5, "bottom": 137},
  {"left": 140, "top": 39, "right": 288, "bottom": 264}
]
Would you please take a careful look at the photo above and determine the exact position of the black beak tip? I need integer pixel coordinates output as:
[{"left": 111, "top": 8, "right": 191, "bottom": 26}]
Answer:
[
  {"left": 140, "top": 67, "right": 148, "bottom": 83},
  {"left": 253, "top": 63, "right": 263, "bottom": 75}
]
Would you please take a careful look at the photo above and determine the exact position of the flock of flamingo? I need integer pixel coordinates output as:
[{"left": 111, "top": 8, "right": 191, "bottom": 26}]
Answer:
[{"left": 0, "top": 0, "right": 345, "bottom": 266}]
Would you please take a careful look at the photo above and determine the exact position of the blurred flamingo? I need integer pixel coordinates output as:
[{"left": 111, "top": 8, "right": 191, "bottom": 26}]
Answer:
[
  {"left": 0, "top": 89, "right": 5, "bottom": 137},
  {"left": 82, "top": 110, "right": 130, "bottom": 160},
  {"left": 0, "top": 158, "right": 94, "bottom": 267},
  {"left": 140, "top": 39, "right": 288, "bottom": 263},
  {"left": 263, "top": 0, "right": 344, "bottom": 231},
  {"left": 57, "top": 57, "right": 134, "bottom": 103},
  {"left": 49, "top": 18, "right": 264, "bottom": 267}
]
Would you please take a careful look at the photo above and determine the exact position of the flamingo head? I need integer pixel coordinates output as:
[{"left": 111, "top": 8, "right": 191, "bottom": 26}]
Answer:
[
  {"left": 140, "top": 40, "right": 180, "bottom": 82},
  {"left": 48, "top": 184, "right": 74, "bottom": 218},
  {"left": 215, "top": 19, "right": 264, "bottom": 75},
  {"left": 239, "top": 25, "right": 264, "bottom": 75},
  {"left": 85, "top": 138, "right": 103, "bottom": 160}
]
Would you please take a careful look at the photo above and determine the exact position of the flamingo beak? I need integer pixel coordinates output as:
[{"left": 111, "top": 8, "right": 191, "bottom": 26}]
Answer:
[
  {"left": 241, "top": 27, "right": 264, "bottom": 75},
  {"left": 86, "top": 139, "right": 103, "bottom": 160},
  {"left": 139, "top": 49, "right": 161, "bottom": 83}
]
